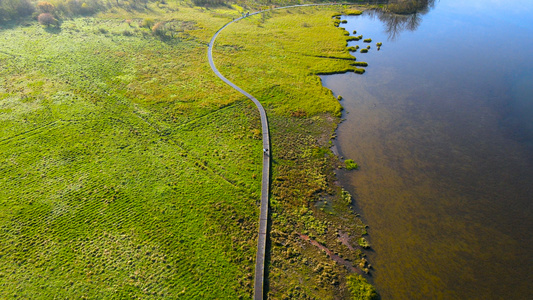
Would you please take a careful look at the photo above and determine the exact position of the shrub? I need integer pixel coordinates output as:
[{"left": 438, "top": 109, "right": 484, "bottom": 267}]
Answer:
[
  {"left": 152, "top": 21, "right": 166, "bottom": 36},
  {"left": 0, "top": 0, "right": 34, "bottom": 23},
  {"left": 347, "top": 274, "right": 378, "bottom": 300},
  {"left": 37, "top": 1, "right": 55, "bottom": 13},
  {"left": 37, "top": 12, "right": 56, "bottom": 27},
  {"left": 17, "top": 0, "right": 34, "bottom": 16},
  {"left": 363, "top": 38, "right": 372, "bottom": 43},
  {"left": 341, "top": 189, "right": 352, "bottom": 206},
  {"left": 357, "top": 237, "right": 370, "bottom": 248},
  {"left": 337, "top": 95, "right": 343, "bottom": 101},
  {"left": 141, "top": 18, "right": 155, "bottom": 29},
  {"left": 291, "top": 110, "right": 307, "bottom": 118},
  {"left": 345, "top": 159, "right": 358, "bottom": 170},
  {"left": 80, "top": 2, "right": 95, "bottom": 15}
]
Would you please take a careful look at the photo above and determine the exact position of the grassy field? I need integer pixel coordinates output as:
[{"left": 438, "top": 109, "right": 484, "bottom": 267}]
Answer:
[
  {"left": 213, "top": 6, "right": 366, "bottom": 116},
  {"left": 1, "top": 1, "right": 375, "bottom": 299}
]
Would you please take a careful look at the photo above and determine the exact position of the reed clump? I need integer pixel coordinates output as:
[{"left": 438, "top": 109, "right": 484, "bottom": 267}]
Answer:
[{"left": 344, "top": 9, "right": 362, "bottom": 15}]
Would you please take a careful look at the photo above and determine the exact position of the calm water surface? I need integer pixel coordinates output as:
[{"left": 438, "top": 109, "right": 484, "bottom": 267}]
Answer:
[{"left": 322, "top": 1, "right": 533, "bottom": 298}]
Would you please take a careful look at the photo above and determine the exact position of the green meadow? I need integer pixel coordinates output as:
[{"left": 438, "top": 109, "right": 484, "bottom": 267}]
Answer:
[{"left": 1, "top": 1, "right": 375, "bottom": 298}]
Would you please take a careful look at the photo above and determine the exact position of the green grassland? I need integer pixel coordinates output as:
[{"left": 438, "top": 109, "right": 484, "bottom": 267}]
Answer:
[
  {"left": 213, "top": 6, "right": 366, "bottom": 116},
  {"left": 1, "top": 1, "right": 374, "bottom": 299}
]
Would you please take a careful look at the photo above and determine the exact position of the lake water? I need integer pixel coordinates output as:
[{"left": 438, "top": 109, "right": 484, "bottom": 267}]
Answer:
[{"left": 322, "top": 1, "right": 533, "bottom": 298}]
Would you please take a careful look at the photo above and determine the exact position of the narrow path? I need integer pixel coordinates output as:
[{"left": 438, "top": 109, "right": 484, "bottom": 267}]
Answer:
[
  {"left": 207, "top": 4, "right": 343, "bottom": 299},
  {"left": 207, "top": 15, "right": 271, "bottom": 300}
]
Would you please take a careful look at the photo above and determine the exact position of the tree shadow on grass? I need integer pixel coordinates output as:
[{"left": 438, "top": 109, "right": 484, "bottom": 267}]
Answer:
[{"left": 44, "top": 24, "right": 62, "bottom": 34}]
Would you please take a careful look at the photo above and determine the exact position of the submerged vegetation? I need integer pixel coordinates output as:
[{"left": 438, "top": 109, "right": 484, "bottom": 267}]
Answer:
[{"left": 0, "top": 1, "right": 378, "bottom": 299}]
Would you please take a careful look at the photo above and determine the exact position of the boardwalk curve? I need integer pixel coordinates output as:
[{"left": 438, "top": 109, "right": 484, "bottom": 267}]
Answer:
[
  {"left": 207, "top": 4, "right": 342, "bottom": 299},
  {"left": 207, "top": 14, "right": 271, "bottom": 300}
]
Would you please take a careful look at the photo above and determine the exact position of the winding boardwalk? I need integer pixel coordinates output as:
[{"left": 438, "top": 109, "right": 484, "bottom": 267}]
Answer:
[
  {"left": 207, "top": 4, "right": 342, "bottom": 299},
  {"left": 207, "top": 14, "right": 270, "bottom": 300}
]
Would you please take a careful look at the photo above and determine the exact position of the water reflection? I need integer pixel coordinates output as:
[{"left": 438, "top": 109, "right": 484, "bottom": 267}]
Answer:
[
  {"left": 505, "top": 72, "right": 533, "bottom": 149},
  {"left": 386, "top": 0, "right": 437, "bottom": 15},
  {"left": 327, "top": 1, "right": 533, "bottom": 298},
  {"left": 365, "top": 0, "right": 437, "bottom": 41}
]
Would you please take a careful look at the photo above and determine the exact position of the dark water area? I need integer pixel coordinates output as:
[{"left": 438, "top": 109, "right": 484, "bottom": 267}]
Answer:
[{"left": 322, "top": 1, "right": 533, "bottom": 298}]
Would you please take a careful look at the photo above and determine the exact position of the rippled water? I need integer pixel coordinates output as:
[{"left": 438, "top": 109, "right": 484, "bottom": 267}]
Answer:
[{"left": 322, "top": 1, "right": 533, "bottom": 298}]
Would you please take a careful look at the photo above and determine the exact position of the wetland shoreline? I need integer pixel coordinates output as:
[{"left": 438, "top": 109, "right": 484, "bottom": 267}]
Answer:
[{"left": 321, "top": 3, "right": 533, "bottom": 298}]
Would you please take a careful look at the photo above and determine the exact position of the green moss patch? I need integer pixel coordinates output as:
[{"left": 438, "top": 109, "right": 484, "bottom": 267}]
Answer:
[{"left": 344, "top": 9, "right": 363, "bottom": 15}]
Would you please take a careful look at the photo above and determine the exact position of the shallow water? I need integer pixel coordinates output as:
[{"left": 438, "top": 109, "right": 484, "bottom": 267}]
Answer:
[{"left": 322, "top": 1, "right": 533, "bottom": 298}]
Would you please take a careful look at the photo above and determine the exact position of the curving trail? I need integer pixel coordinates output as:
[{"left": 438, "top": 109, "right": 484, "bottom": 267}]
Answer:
[
  {"left": 207, "top": 13, "right": 271, "bottom": 300},
  {"left": 207, "top": 4, "right": 342, "bottom": 299}
]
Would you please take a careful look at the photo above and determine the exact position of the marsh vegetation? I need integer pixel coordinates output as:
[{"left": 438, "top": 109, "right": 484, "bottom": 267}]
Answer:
[
  {"left": 0, "top": 1, "right": 378, "bottom": 299},
  {"left": 323, "top": 1, "right": 533, "bottom": 298}
]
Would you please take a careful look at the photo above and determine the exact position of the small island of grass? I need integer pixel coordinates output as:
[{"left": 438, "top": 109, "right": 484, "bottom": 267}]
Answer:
[
  {"left": 345, "top": 9, "right": 363, "bottom": 15},
  {"left": 345, "top": 159, "right": 359, "bottom": 170}
]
